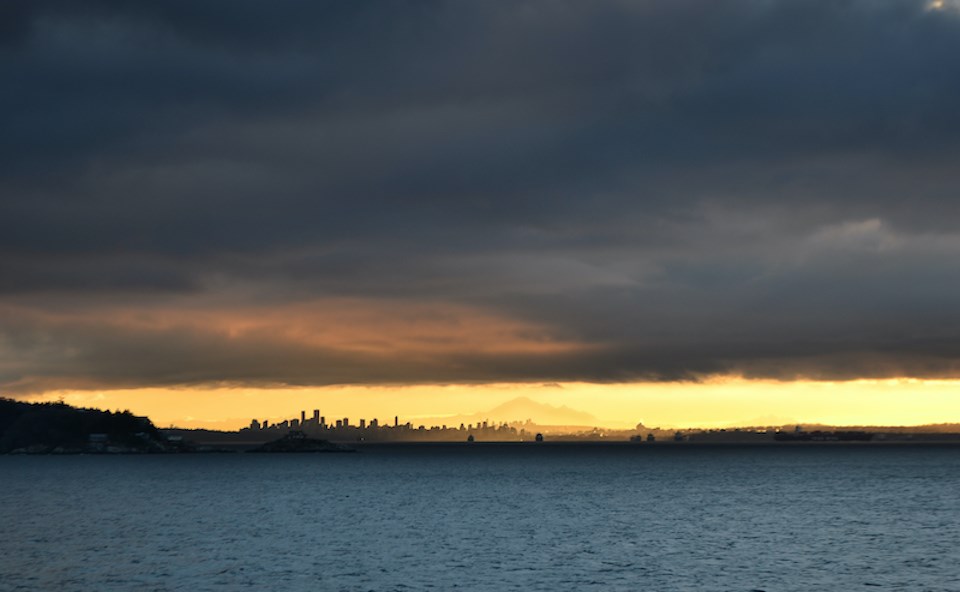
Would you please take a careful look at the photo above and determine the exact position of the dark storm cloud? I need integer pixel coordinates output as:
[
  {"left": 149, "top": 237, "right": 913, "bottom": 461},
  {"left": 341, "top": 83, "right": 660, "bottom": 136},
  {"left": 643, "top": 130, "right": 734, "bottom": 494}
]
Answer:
[{"left": 3, "top": 0, "right": 960, "bottom": 393}]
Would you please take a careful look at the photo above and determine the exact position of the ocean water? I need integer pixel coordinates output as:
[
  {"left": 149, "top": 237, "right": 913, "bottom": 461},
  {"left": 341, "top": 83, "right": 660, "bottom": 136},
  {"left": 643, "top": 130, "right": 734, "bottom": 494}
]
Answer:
[{"left": 1, "top": 444, "right": 959, "bottom": 592}]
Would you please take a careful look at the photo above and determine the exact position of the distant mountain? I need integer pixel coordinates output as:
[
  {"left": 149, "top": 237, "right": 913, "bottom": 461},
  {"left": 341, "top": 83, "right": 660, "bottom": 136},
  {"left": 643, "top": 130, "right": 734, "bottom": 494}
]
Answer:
[{"left": 421, "top": 396, "right": 597, "bottom": 427}]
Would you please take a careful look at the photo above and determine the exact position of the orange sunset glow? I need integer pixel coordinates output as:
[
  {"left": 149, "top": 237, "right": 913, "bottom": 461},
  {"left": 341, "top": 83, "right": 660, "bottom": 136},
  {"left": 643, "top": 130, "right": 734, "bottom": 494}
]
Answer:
[
  {"left": 32, "top": 378, "right": 960, "bottom": 431},
  {"left": 3, "top": 0, "right": 960, "bottom": 433}
]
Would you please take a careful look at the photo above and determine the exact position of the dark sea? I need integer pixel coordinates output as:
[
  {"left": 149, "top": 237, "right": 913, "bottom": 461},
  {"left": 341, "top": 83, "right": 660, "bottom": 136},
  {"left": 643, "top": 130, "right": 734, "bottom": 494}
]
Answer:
[{"left": 2, "top": 444, "right": 958, "bottom": 592}]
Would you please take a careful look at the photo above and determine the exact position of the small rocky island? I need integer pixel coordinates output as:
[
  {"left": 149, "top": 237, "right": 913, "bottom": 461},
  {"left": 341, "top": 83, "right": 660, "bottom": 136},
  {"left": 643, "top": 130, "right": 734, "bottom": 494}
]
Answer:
[{"left": 248, "top": 430, "right": 355, "bottom": 453}]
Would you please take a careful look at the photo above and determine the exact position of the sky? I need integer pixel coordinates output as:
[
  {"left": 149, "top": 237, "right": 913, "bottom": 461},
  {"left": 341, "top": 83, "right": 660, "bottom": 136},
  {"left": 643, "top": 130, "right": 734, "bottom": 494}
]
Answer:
[{"left": 3, "top": 0, "right": 960, "bottom": 429}]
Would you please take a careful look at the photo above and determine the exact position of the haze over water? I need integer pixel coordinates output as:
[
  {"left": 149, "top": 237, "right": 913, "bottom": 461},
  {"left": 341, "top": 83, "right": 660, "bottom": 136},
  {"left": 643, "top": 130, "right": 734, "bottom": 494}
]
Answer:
[{"left": 3, "top": 445, "right": 958, "bottom": 592}]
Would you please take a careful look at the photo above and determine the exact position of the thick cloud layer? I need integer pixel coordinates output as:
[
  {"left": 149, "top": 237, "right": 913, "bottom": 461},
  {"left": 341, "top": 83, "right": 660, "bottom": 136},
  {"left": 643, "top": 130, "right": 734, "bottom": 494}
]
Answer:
[{"left": 3, "top": 0, "right": 960, "bottom": 393}]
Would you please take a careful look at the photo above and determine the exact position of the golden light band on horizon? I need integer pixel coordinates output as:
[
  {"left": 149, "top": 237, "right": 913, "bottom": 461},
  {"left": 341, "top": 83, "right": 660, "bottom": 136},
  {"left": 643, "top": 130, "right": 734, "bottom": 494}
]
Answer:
[{"left": 31, "top": 377, "right": 960, "bottom": 431}]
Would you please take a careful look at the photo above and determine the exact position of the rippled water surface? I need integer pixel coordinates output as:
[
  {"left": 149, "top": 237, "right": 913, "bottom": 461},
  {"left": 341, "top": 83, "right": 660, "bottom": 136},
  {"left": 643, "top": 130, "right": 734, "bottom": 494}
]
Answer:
[{"left": 2, "top": 444, "right": 959, "bottom": 591}]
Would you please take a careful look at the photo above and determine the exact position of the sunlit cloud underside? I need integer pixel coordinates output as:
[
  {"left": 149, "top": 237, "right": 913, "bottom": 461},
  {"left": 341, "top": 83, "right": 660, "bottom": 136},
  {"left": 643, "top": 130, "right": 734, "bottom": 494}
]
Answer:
[{"left": 5, "top": 1, "right": 960, "bottom": 424}]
